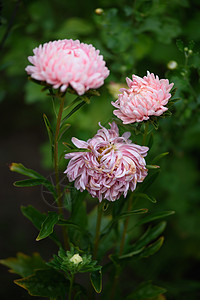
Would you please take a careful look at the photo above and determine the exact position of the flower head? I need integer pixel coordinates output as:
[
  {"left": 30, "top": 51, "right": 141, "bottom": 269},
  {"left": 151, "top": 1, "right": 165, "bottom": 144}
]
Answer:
[
  {"left": 112, "top": 71, "right": 174, "bottom": 124},
  {"left": 64, "top": 122, "right": 148, "bottom": 202},
  {"left": 25, "top": 39, "right": 109, "bottom": 95}
]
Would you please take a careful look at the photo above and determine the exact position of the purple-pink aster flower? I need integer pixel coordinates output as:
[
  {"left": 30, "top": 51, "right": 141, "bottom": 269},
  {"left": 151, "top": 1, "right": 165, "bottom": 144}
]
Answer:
[
  {"left": 112, "top": 71, "right": 174, "bottom": 124},
  {"left": 64, "top": 122, "right": 148, "bottom": 202},
  {"left": 25, "top": 39, "right": 109, "bottom": 95}
]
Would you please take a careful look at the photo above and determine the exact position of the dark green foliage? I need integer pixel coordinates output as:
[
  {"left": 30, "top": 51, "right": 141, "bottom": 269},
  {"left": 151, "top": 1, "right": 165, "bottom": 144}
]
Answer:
[{"left": 1, "top": 0, "right": 200, "bottom": 299}]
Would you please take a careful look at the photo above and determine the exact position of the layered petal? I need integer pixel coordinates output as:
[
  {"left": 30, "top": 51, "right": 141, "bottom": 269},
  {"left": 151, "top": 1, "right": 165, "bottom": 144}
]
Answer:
[
  {"left": 64, "top": 122, "right": 149, "bottom": 202},
  {"left": 25, "top": 39, "right": 109, "bottom": 95},
  {"left": 112, "top": 71, "right": 174, "bottom": 124}
]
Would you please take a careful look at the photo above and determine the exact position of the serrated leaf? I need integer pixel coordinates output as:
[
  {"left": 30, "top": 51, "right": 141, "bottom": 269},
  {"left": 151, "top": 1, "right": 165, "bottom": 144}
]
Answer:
[
  {"left": 139, "top": 236, "right": 164, "bottom": 258},
  {"left": 21, "top": 206, "right": 61, "bottom": 246},
  {"left": 0, "top": 253, "right": 46, "bottom": 277},
  {"left": 90, "top": 270, "right": 102, "bottom": 293},
  {"left": 36, "top": 211, "right": 60, "bottom": 241},
  {"left": 14, "top": 269, "right": 69, "bottom": 298},
  {"left": 127, "top": 281, "right": 166, "bottom": 299}
]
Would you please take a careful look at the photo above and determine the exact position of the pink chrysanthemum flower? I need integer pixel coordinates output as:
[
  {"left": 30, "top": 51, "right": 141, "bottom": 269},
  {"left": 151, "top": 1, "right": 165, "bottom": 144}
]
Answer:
[
  {"left": 112, "top": 71, "right": 174, "bottom": 124},
  {"left": 64, "top": 122, "right": 148, "bottom": 202},
  {"left": 25, "top": 39, "right": 110, "bottom": 95}
]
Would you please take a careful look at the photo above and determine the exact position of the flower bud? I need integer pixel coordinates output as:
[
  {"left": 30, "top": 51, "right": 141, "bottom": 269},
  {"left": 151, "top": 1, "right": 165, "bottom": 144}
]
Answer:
[
  {"left": 95, "top": 8, "right": 104, "bottom": 15},
  {"left": 69, "top": 254, "right": 83, "bottom": 265},
  {"left": 167, "top": 60, "right": 178, "bottom": 70}
]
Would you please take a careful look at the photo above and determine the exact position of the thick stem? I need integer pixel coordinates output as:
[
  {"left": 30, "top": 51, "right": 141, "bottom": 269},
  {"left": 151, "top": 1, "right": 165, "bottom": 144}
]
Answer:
[
  {"left": 54, "top": 95, "right": 68, "bottom": 249},
  {"left": 93, "top": 202, "right": 103, "bottom": 260},
  {"left": 68, "top": 274, "right": 74, "bottom": 300}
]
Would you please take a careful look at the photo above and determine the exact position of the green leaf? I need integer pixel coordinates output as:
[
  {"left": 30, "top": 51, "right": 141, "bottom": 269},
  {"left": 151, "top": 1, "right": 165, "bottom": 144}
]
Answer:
[
  {"left": 64, "top": 148, "right": 91, "bottom": 154},
  {"left": 139, "top": 170, "right": 160, "bottom": 192},
  {"left": 90, "top": 270, "right": 102, "bottom": 293},
  {"left": 119, "top": 248, "right": 145, "bottom": 259},
  {"left": 146, "top": 165, "right": 160, "bottom": 170},
  {"left": 43, "top": 113, "right": 54, "bottom": 145},
  {"left": 14, "top": 179, "right": 57, "bottom": 199},
  {"left": 127, "top": 281, "right": 166, "bottom": 299},
  {"left": 67, "top": 190, "right": 90, "bottom": 249},
  {"left": 21, "top": 206, "right": 61, "bottom": 246},
  {"left": 139, "top": 236, "right": 164, "bottom": 258},
  {"left": 101, "top": 208, "right": 148, "bottom": 238},
  {"left": 152, "top": 152, "right": 169, "bottom": 164},
  {"left": 21, "top": 205, "right": 46, "bottom": 229},
  {"left": 117, "top": 208, "right": 149, "bottom": 219},
  {"left": 120, "top": 222, "right": 166, "bottom": 259},
  {"left": 130, "top": 222, "right": 166, "bottom": 252},
  {"left": 134, "top": 211, "right": 175, "bottom": 227},
  {"left": 14, "top": 269, "right": 69, "bottom": 298},
  {"left": 0, "top": 253, "right": 46, "bottom": 277},
  {"left": 9, "top": 163, "right": 44, "bottom": 179},
  {"left": 14, "top": 179, "right": 47, "bottom": 187},
  {"left": 147, "top": 133, "right": 154, "bottom": 149},
  {"left": 58, "top": 122, "right": 71, "bottom": 140},
  {"left": 10, "top": 163, "right": 57, "bottom": 199},
  {"left": 36, "top": 211, "right": 60, "bottom": 241},
  {"left": 135, "top": 193, "right": 157, "bottom": 203},
  {"left": 61, "top": 101, "right": 86, "bottom": 124}
]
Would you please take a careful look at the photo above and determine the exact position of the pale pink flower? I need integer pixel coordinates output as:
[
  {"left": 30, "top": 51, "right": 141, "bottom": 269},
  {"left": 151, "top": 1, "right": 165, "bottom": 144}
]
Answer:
[
  {"left": 112, "top": 71, "right": 174, "bottom": 124},
  {"left": 25, "top": 39, "right": 109, "bottom": 95},
  {"left": 64, "top": 122, "right": 148, "bottom": 202}
]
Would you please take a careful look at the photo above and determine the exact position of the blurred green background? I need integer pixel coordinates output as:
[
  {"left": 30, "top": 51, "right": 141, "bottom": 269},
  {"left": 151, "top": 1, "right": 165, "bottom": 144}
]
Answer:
[{"left": 1, "top": 0, "right": 200, "bottom": 299}]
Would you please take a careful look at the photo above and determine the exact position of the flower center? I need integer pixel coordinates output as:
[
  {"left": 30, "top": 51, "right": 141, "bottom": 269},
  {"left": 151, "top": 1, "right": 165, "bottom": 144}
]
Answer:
[{"left": 97, "top": 145, "right": 113, "bottom": 163}]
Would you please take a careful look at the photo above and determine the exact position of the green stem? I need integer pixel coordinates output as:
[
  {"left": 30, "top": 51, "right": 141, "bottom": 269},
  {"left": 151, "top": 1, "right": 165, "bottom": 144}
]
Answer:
[
  {"left": 119, "top": 195, "right": 133, "bottom": 256},
  {"left": 54, "top": 95, "right": 68, "bottom": 250},
  {"left": 110, "top": 195, "right": 133, "bottom": 300},
  {"left": 68, "top": 274, "right": 74, "bottom": 300},
  {"left": 93, "top": 202, "right": 103, "bottom": 259},
  {"left": 142, "top": 122, "right": 149, "bottom": 146}
]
